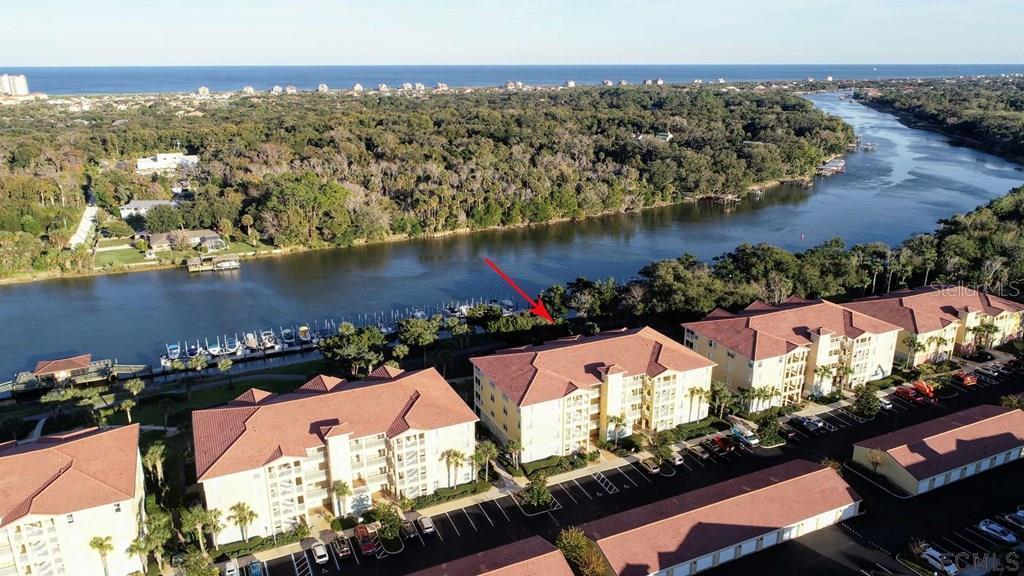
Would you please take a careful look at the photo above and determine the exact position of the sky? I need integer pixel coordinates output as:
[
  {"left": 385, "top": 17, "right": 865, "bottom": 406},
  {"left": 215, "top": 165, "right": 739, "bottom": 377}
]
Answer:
[{"left": 2, "top": 0, "right": 1022, "bottom": 66}]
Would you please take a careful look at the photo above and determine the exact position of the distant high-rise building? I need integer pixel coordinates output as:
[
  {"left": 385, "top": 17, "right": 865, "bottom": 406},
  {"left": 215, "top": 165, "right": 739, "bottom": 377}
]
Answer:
[{"left": 0, "top": 74, "right": 29, "bottom": 96}]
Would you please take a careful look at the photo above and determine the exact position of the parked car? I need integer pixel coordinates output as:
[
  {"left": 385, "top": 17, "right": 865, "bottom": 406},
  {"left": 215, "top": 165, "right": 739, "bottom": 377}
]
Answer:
[
  {"left": 640, "top": 458, "right": 662, "bottom": 474},
  {"left": 966, "top": 350, "right": 995, "bottom": 363},
  {"left": 978, "top": 519, "right": 1018, "bottom": 544},
  {"left": 223, "top": 559, "right": 239, "bottom": 576},
  {"left": 921, "top": 545, "right": 960, "bottom": 576},
  {"left": 331, "top": 538, "right": 352, "bottom": 558},
  {"left": 401, "top": 521, "right": 418, "bottom": 540},
  {"left": 355, "top": 523, "right": 380, "bottom": 554},
  {"left": 671, "top": 449, "right": 686, "bottom": 465},
  {"left": 789, "top": 415, "right": 825, "bottom": 434},
  {"left": 778, "top": 424, "right": 799, "bottom": 439},
  {"left": 311, "top": 542, "right": 330, "bottom": 565},
  {"left": 417, "top": 516, "right": 436, "bottom": 535},
  {"left": 701, "top": 438, "right": 726, "bottom": 456},
  {"left": 687, "top": 443, "right": 711, "bottom": 460},
  {"left": 732, "top": 427, "right": 761, "bottom": 448},
  {"left": 1003, "top": 510, "right": 1024, "bottom": 530},
  {"left": 709, "top": 435, "right": 736, "bottom": 454},
  {"left": 878, "top": 397, "right": 894, "bottom": 411},
  {"left": 912, "top": 380, "right": 936, "bottom": 399},
  {"left": 248, "top": 561, "right": 263, "bottom": 576},
  {"left": 893, "top": 386, "right": 927, "bottom": 404},
  {"left": 952, "top": 371, "right": 977, "bottom": 386}
]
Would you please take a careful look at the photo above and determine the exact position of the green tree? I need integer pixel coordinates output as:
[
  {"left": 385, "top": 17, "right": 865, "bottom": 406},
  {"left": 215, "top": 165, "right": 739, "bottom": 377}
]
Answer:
[
  {"left": 505, "top": 440, "right": 522, "bottom": 469},
  {"left": 332, "top": 480, "right": 352, "bottom": 516},
  {"left": 318, "top": 322, "right": 386, "bottom": 376},
  {"left": 397, "top": 315, "right": 442, "bottom": 365},
  {"left": 144, "top": 204, "right": 182, "bottom": 234},
  {"left": 120, "top": 398, "right": 137, "bottom": 423},
  {"left": 180, "top": 505, "right": 213, "bottom": 556},
  {"left": 126, "top": 536, "right": 150, "bottom": 571},
  {"left": 441, "top": 449, "right": 466, "bottom": 486},
  {"left": 89, "top": 536, "right": 113, "bottom": 576},
  {"left": 217, "top": 358, "right": 234, "bottom": 388},
  {"left": 474, "top": 440, "right": 499, "bottom": 481},
  {"left": 555, "top": 526, "right": 591, "bottom": 566},
  {"left": 142, "top": 442, "right": 166, "bottom": 487},
  {"left": 124, "top": 377, "right": 146, "bottom": 398},
  {"left": 854, "top": 386, "right": 881, "bottom": 418},
  {"left": 180, "top": 551, "right": 218, "bottom": 576},
  {"left": 521, "top": 473, "right": 553, "bottom": 509},
  {"left": 377, "top": 504, "right": 403, "bottom": 541},
  {"left": 607, "top": 414, "right": 626, "bottom": 447},
  {"left": 228, "top": 502, "right": 257, "bottom": 542}
]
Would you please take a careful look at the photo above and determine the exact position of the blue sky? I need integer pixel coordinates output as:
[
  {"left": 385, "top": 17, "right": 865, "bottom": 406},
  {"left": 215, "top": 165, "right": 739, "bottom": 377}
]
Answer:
[{"left": 3, "top": 0, "right": 1022, "bottom": 66}]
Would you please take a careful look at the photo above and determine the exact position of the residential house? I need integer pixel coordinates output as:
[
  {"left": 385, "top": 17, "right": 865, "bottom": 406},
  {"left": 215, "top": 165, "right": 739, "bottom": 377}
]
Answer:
[
  {"left": 118, "top": 199, "right": 177, "bottom": 219},
  {"left": 134, "top": 152, "right": 198, "bottom": 175},
  {"left": 192, "top": 367, "right": 477, "bottom": 546},
  {"left": 682, "top": 298, "right": 901, "bottom": 410},
  {"left": 852, "top": 404, "right": 1024, "bottom": 496},
  {"left": 0, "top": 425, "right": 145, "bottom": 576},
  {"left": 145, "top": 229, "right": 222, "bottom": 252},
  {"left": 470, "top": 327, "right": 715, "bottom": 464},
  {"left": 846, "top": 285, "right": 1024, "bottom": 366},
  {"left": 581, "top": 459, "right": 861, "bottom": 576},
  {"left": 408, "top": 535, "right": 574, "bottom": 576}
]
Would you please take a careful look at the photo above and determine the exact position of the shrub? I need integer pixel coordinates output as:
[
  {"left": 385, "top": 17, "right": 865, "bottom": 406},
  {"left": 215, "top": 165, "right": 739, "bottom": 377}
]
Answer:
[
  {"left": 410, "top": 479, "right": 490, "bottom": 510},
  {"left": 854, "top": 386, "right": 881, "bottom": 418},
  {"left": 330, "top": 515, "right": 358, "bottom": 531}
]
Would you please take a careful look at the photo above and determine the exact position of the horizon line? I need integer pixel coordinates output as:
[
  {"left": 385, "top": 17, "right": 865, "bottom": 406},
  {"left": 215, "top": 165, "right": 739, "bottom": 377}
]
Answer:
[{"left": 4, "top": 63, "right": 1024, "bottom": 69}]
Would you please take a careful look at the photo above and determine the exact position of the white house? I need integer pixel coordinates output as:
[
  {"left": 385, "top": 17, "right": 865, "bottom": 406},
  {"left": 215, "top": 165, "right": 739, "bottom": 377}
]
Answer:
[{"left": 135, "top": 152, "right": 199, "bottom": 175}]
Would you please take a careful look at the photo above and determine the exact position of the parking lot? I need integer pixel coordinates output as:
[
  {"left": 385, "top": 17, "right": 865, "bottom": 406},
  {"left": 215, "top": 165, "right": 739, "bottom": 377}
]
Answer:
[{"left": 256, "top": 359, "right": 1022, "bottom": 576}]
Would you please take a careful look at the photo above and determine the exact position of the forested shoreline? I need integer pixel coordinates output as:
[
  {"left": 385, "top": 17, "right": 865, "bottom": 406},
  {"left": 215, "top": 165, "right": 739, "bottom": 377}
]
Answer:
[{"left": 0, "top": 86, "right": 852, "bottom": 278}]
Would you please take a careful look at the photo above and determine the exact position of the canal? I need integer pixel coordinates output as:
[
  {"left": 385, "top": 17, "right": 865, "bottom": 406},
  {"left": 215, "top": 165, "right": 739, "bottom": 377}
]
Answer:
[{"left": 0, "top": 93, "right": 1021, "bottom": 376}]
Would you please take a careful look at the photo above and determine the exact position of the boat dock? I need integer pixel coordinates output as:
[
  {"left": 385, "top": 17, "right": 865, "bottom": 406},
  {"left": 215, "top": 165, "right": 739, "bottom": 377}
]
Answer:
[
  {"left": 816, "top": 158, "right": 846, "bottom": 176},
  {"left": 186, "top": 254, "right": 240, "bottom": 273}
]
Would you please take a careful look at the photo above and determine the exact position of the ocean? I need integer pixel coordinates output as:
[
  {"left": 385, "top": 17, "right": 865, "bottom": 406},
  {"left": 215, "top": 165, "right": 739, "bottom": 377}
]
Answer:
[{"left": 6, "top": 64, "right": 1024, "bottom": 95}]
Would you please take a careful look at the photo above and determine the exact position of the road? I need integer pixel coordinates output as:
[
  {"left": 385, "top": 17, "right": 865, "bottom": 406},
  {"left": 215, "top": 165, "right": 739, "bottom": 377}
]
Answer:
[{"left": 251, "top": 364, "right": 1024, "bottom": 576}]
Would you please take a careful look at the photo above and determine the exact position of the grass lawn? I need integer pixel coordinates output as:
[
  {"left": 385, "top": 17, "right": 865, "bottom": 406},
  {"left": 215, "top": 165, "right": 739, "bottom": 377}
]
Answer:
[
  {"left": 96, "top": 238, "right": 133, "bottom": 249},
  {"left": 248, "top": 358, "right": 330, "bottom": 376},
  {"left": 95, "top": 248, "right": 150, "bottom": 266}
]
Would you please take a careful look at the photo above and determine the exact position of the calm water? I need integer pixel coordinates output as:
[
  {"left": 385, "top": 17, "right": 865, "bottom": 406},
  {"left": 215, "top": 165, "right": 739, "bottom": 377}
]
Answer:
[
  {"left": 10, "top": 65, "right": 1024, "bottom": 95},
  {"left": 0, "top": 93, "right": 1021, "bottom": 376}
]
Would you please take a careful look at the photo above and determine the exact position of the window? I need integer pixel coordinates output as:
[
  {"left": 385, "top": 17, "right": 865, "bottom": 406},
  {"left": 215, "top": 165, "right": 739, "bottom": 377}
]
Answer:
[
  {"left": 66, "top": 514, "right": 74, "bottom": 524},
  {"left": 114, "top": 503, "right": 122, "bottom": 513}
]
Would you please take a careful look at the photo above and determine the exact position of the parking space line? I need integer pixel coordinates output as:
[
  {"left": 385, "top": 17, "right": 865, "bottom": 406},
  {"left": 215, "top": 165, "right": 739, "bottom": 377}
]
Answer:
[
  {"left": 965, "top": 526, "right": 1004, "bottom": 547},
  {"left": 556, "top": 482, "right": 579, "bottom": 504},
  {"left": 443, "top": 511, "right": 462, "bottom": 536},
  {"left": 627, "top": 461, "right": 653, "bottom": 483},
  {"left": 461, "top": 507, "right": 478, "bottom": 531},
  {"left": 617, "top": 465, "right": 640, "bottom": 487},
  {"left": 572, "top": 478, "right": 595, "bottom": 500},
  {"left": 349, "top": 536, "right": 361, "bottom": 564},
  {"left": 489, "top": 497, "right": 512, "bottom": 521},
  {"left": 674, "top": 456, "right": 692, "bottom": 471},
  {"left": 873, "top": 562, "right": 893, "bottom": 574},
  {"left": 952, "top": 530, "right": 990, "bottom": 552},
  {"left": 828, "top": 411, "right": 854, "bottom": 425},
  {"left": 414, "top": 524, "right": 426, "bottom": 547},
  {"left": 940, "top": 536, "right": 971, "bottom": 554},
  {"left": 477, "top": 502, "right": 495, "bottom": 526}
]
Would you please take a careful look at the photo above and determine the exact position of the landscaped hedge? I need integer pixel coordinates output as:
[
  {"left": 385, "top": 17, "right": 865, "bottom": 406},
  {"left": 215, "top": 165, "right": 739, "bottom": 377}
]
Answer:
[
  {"left": 330, "top": 515, "right": 358, "bottom": 531},
  {"left": 410, "top": 479, "right": 490, "bottom": 510},
  {"left": 520, "top": 450, "right": 600, "bottom": 476},
  {"left": 213, "top": 525, "right": 307, "bottom": 561}
]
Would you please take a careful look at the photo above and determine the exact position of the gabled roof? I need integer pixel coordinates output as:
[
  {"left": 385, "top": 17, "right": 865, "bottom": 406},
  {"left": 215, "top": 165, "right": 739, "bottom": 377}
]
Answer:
[
  {"left": 854, "top": 405, "right": 1024, "bottom": 480},
  {"left": 33, "top": 354, "right": 92, "bottom": 376},
  {"left": 192, "top": 368, "right": 477, "bottom": 482},
  {"left": 470, "top": 327, "right": 715, "bottom": 407},
  {"left": 581, "top": 460, "right": 860, "bottom": 575},
  {"left": 682, "top": 299, "right": 902, "bottom": 360},
  {"left": 0, "top": 425, "right": 140, "bottom": 528},
  {"left": 408, "top": 535, "right": 573, "bottom": 576},
  {"left": 847, "top": 285, "right": 1024, "bottom": 335}
]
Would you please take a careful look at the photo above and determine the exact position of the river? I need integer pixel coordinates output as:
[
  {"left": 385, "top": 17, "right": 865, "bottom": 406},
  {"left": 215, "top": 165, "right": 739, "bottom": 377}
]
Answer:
[{"left": 0, "top": 93, "right": 1021, "bottom": 377}]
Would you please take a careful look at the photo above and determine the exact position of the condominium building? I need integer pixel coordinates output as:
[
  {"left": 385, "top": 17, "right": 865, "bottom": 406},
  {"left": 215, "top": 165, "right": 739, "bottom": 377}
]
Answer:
[
  {"left": 0, "top": 75, "right": 29, "bottom": 97},
  {"left": 581, "top": 459, "right": 861, "bottom": 576},
  {"left": 470, "top": 327, "right": 715, "bottom": 464},
  {"left": 847, "top": 285, "right": 1024, "bottom": 367},
  {"left": 193, "top": 367, "right": 477, "bottom": 546},
  {"left": 0, "top": 425, "right": 145, "bottom": 576},
  {"left": 682, "top": 298, "right": 901, "bottom": 410},
  {"left": 853, "top": 405, "right": 1024, "bottom": 496},
  {"left": 409, "top": 535, "right": 574, "bottom": 576}
]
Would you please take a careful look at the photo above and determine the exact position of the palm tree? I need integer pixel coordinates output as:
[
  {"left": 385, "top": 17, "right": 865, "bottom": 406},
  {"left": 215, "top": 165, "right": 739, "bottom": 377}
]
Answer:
[
  {"left": 332, "top": 480, "right": 352, "bottom": 516},
  {"left": 474, "top": 441, "right": 499, "bottom": 481},
  {"left": 120, "top": 399, "right": 136, "bottom": 423},
  {"left": 902, "top": 334, "right": 925, "bottom": 369},
  {"left": 505, "top": 440, "right": 522, "bottom": 469},
  {"left": 89, "top": 536, "right": 113, "bottom": 576},
  {"left": 188, "top": 355, "right": 208, "bottom": 373},
  {"left": 607, "top": 414, "right": 626, "bottom": 447},
  {"left": 180, "top": 505, "right": 210, "bottom": 556},
  {"left": 157, "top": 398, "right": 174, "bottom": 427},
  {"left": 969, "top": 323, "right": 999, "bottom": 351},
  {"left": 441, "top": 449, "right": 466, "bottom": 486},
  {"left": 142, "top": 442, "right": 166, "bottom": 487},
  {"left": 206, "top": 508, "right": 224, "bottom": 551},
  {"left": 228, "top": 502, "right": 257, "bottom": 542},
  {"left": 170, "top": 358, "right": 185, "bottom": 372},
  {"left": 687, "top": 387, "right": 708, "bottom": 421},
  {"left": 708, "top": 381, "right": 732, "bottom": 418},
  {"left": 124, "top": 377, "right": 146, "bottom": 398},
  {"left": 217, "top": 358, "right": 234, "bottom": 388},
  {"left": 126, "top": 535, "right": 149, "bottom": 570}
]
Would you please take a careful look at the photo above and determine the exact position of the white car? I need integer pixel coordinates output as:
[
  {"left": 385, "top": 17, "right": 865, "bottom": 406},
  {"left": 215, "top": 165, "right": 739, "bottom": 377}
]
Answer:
[
  {"left": 310, "top": 542, "right": 330, "bottom": 565},
  {"left": 922, "top": 546, "right": 959, "bottom": 576},
  {"left": 878, "top": 397, "right": 894, "bottom": 410},
  {"left": 978, "top": 519, "right": 1018, "bottom": 544},
  {"left": 1004, "top": 510, "right": 1024, "bottom": 530},
  {"left": 222, "top": 559, "right": 239, "bottom": 576},
  {"left": 671, "top": 449, "right": 686, "bottom": 465}
]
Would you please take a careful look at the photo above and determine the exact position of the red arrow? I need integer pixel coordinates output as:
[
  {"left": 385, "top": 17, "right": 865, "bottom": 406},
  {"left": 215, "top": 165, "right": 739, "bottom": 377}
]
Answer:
[{"left": 483, "top": 258, "right": 554, "bottom": 324}]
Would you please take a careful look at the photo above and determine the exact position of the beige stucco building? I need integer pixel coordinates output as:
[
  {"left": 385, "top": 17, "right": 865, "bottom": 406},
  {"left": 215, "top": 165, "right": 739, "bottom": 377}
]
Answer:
[
  {"left": 0, "top": 425, "right": 145, "bottom": 576},
  {"left": 853, "top": 405, "right": 1024, "bottom": 497},
  {"left": 682, "top": 298, "right": 901, "bottom": 411},
  {"left": 470, "top": 327, "right": 715, "bottom": 464},
  {"left": 847, "top": 286, "right": 1024, "bottom": 367},
  {"left": 193, "top": 367, "right": 477, "bottom": 546}
]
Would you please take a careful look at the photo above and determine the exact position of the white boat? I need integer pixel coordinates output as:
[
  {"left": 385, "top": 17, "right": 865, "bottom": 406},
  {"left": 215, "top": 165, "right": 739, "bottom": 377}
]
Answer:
[
  {"left": 224, "top": 335, "right": 242, "bottom": 355},
  {"left": 186, "top": 343, "right": 202, "bottom": 359},
  {"left": 165, "top": 343, "right": 181, "bottom": 360},
  {"left": 297, "top": 325, "right": 312, "bottom": 343},
  {"left": 244, "top": 332, "right": 261, "bottom": 351},
  {"left": 260, "top": 330, "right": 279, "bottom": 351},
  {"left": 280, "top": 328, "right": 297, "bottom": 346},
  {"left": 206, "top": 339, "right": 224, "bottom": 356}
]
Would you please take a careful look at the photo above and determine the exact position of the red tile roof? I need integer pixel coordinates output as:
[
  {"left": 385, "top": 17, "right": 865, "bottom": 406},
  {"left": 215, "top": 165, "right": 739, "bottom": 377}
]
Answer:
[
  {"left": 192, "top": 368, "right": 477, "bottom": 482},
  {"left": 470, "top": 327, "right": 715, "bottom": 407},
  {"left": 32, "top": 354, "right": 92, "bottom": 376},
  {"left": 408, "top": 536, "right": 573, "bottom": 576},
  {"left": 682, "top": 300, "right": 902, "bottom": 360},
  {"left": 581, "top": 460, "right": 860, "bottom": 575},
  {"left": 0, "top": 425, "right": 140, "bottom": 528},
  {"left": 846, "top": 285, "right": 1024, "bottom": 335},
  {"left": 854, "top": 405, "right": 1024, "bottom": 480}
]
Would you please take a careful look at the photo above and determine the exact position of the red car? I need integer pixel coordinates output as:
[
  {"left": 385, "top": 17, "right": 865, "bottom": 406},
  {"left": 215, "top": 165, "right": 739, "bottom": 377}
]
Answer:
[
  {"left": 952, "top": 371, "right": 977, "bottom": 386},
  {"left": 912, "top": 380, "right": 936, "bottom": 398},
  {"left": 355, "top": 523, "right": 380, "bottom": 555},
  {"left": 893, "top": 386, "right": 920, "bottom": 402}
]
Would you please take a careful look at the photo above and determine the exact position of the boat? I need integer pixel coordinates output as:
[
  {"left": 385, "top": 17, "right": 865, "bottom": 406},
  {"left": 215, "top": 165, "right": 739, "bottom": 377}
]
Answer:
[
  {"left": 280, "top": 328, "right": 297, "bottom": 346},
  {"left": 185, "top": 342, "right": 202, "bottom": 359},
  {"left": 206, "top": 338, "right": 224, "bottom": 356},
  {"left": 224, "top": 335, "right": 242, "bottom": 355},
  {"left": 411, "top": 309, "right": 427, "bottom": 320},
  {"left": 260, "top": 330, "right": 279, "bottom": 351},
  {"left": 166, "top": 343, "right": 181, "bottom": 361},
  {"left": 244, "top": 332, "right": 261, "bottom": 351},
  {"left": 297, "top": 325, "right": 312, "bottom": 343}
]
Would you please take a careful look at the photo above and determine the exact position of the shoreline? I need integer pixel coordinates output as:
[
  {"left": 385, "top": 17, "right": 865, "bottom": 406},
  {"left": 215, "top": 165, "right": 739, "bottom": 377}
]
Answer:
[{"left": 0, "top": 174, "right": 815, "bottom": 287}]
